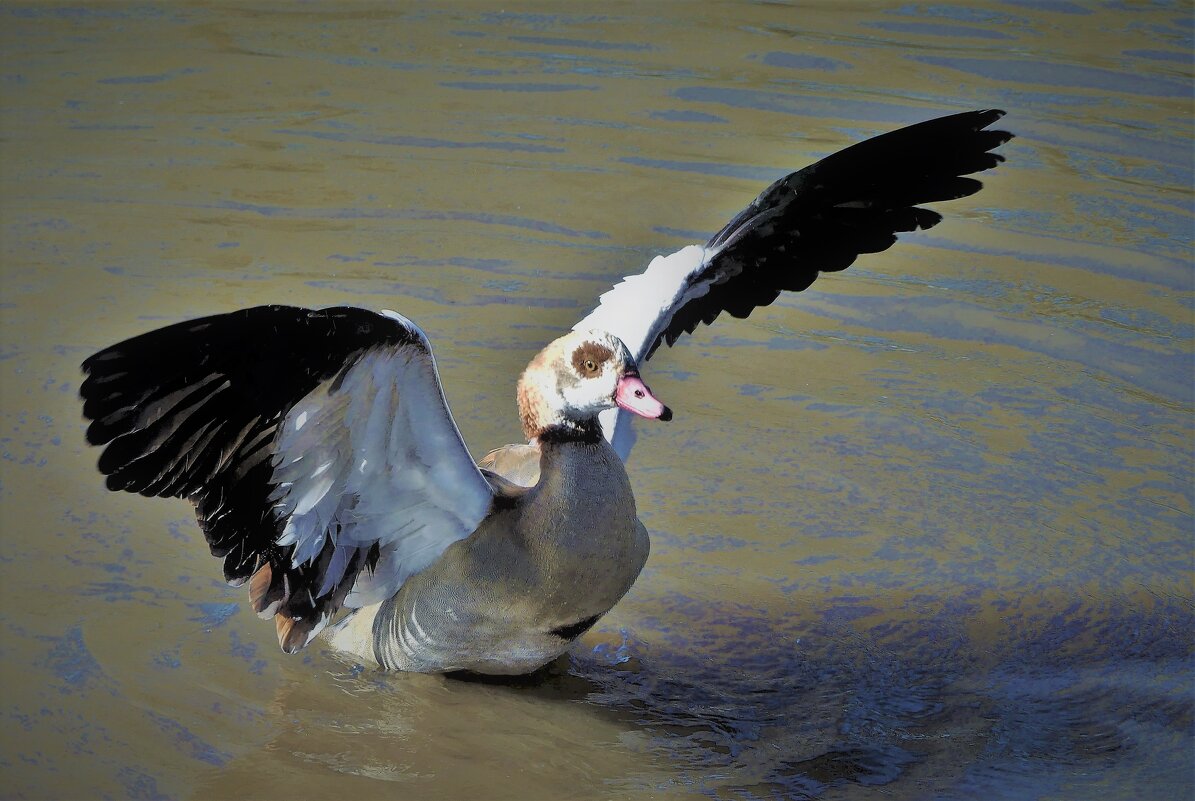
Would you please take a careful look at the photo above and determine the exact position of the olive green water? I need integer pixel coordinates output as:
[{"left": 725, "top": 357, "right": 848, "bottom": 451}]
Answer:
[{"left": 1, "top": 2, "right": 1191, "bottom": 799}]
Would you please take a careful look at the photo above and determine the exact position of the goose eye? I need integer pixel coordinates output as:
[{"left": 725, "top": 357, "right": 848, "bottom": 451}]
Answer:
[{"left": 572, "top": 343, "right": 613, "bottom": 377}]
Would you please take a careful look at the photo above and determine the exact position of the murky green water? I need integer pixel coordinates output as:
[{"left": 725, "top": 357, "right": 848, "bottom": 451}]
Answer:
[{"left": 2, "top": 2, "right": 1191, "bottom": 799}]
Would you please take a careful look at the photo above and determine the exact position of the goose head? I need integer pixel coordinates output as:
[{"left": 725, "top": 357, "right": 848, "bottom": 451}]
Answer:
[{"left": 518, "top": 330, "right": 671, "bottom": 441}]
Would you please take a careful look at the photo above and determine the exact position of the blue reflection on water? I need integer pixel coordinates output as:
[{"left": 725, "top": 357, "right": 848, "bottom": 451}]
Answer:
[{"left": 912, "top": 56, "right": 1193, "bottom": 98}]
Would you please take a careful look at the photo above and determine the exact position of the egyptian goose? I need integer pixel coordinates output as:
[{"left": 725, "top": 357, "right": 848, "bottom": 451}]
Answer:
[{"left": 80, "top": 109, "right": 1012, "bottom": 674}]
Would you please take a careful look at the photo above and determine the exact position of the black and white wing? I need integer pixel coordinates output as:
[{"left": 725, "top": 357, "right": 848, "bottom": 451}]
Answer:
[
  {"left": 575, "top": 109, "right": 1014, "bottom": 457},
  {"left": 80, "top": 305, "right": 494, "bottom": 652}
]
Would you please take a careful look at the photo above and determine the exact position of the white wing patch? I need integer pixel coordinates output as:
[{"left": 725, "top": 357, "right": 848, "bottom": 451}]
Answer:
[
  {"left": 573, "top": 244, "right": 710, "bottom": 460},
  {"left": 573, "top": 244, "right": 709, "bottom": 364},
  {"left": 270, "top": 336, "right": 493, "bottom": 612}
]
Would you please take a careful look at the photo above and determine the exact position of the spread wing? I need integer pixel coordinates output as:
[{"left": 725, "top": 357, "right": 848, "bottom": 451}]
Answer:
[
  {"left": 80, "top": 305, "right": 494, "bottom": 652},
  {"left": 575, "top": 108, "right": 1014, "bottom": 458}
]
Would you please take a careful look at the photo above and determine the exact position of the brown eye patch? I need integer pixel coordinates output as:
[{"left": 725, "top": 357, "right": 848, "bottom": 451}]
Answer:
[{"left": 572, "top": 341, "right": 613, "bottom": 377}]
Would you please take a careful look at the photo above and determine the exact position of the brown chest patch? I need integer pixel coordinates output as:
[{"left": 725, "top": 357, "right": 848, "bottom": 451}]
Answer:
[{"left": 571, "top": 341, "right": 614, "bottom": 376}]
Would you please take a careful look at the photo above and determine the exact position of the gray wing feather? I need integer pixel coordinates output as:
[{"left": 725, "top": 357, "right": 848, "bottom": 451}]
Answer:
[{"left": 272, "top": 319, "right": 493, "bottom": 613}]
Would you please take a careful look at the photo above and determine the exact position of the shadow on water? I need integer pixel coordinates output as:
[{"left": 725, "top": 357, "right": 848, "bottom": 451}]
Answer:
[
  {"left": 428, "top": 589, "right": 1193, "bottom": 799},
  {"left": 41, "top": 572, "right": 1193, "bottom": 800}
]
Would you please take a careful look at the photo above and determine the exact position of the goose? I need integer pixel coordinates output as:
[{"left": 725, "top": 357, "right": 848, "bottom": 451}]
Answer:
[{"left": 80, "top": 109, "right": 1012, "bottom": 675}]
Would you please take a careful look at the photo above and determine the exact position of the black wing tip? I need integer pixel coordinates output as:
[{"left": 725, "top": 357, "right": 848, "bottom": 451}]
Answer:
[
  {"left": 911, "top": 108, "right": 1014, "bottom": 158},
  {"left": 915, "top": 208, "right": 945, "bottom": 231},
  {"left": 79, "top": 302, "right": 425, "bottom": 457},
  {"left": 86, "top": 421, "right": 113, "bottom": 448},
  {"left": 80, "top": 349, "right": 112, "bottom": 377},
  {"left": 945, "top": 108, "right": 1007, "bottom": 132},
  {"left": 674, "top": 107, "right": 1016, "bottom": 356},
  {"left": 79, "top": 347, "right": 125, "bottom": 404},
  {"left": 887, "top": 108, "right": 1014, "bottom": 154},
  {"left": 965, "top": 108, "right": 1014, "bottom": 147}
]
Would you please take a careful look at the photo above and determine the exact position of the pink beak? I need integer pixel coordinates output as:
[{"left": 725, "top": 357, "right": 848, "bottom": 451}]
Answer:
[{"left": 614, "top": 373, "right": 672, "bottom": 421}]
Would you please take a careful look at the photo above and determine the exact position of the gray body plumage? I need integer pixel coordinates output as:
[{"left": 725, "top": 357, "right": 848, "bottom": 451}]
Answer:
[{"left": 328, "top": 437, "right": 648, "bottom": 673}]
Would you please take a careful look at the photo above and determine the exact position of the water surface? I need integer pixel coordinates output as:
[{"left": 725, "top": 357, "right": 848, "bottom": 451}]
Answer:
[{"left": 1, "top": 2, "right": 1191, "bottom": 799}]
